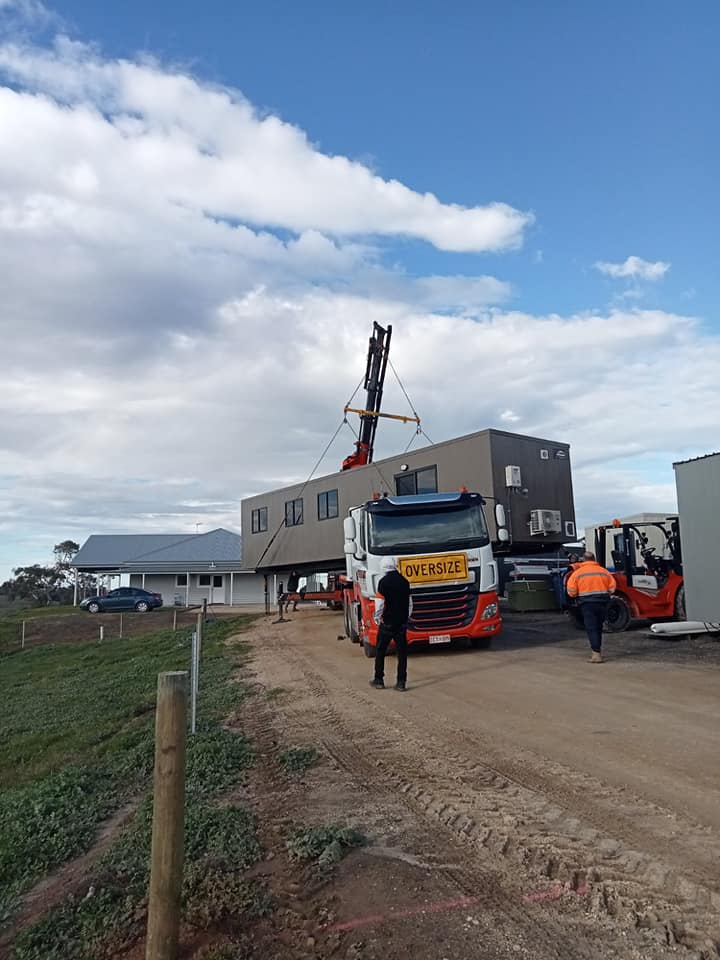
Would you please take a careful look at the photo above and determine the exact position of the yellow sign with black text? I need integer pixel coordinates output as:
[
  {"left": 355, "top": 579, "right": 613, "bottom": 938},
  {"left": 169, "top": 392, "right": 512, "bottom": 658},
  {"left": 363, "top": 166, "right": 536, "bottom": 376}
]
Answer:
[{"left": 398, "top": 553, "right": 469, "bottom": 585}]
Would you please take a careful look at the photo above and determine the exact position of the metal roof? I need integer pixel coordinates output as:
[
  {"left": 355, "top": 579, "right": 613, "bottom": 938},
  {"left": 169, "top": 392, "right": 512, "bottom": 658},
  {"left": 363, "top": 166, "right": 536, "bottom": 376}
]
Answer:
[
  {"left": 673, "top": 451, "right": 720, "bottom": 467},
  {"left": 73, "top": 528, "right": 245, "bottom": 571}
]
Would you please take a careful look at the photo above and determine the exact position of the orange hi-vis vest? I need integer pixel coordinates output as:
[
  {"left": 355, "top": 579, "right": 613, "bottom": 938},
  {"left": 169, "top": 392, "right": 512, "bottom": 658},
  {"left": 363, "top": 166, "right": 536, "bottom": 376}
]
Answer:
[{"left": 566, "top": 561, "right": 616, "bottom": 604}]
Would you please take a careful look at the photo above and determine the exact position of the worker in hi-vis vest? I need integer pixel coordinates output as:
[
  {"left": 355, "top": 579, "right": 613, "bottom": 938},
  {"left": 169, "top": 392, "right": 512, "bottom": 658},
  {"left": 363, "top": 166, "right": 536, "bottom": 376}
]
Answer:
[
  {"left": 566, "top": 551, "right": 617, "bottom": 663},
  {"left": 369, "top": 557, "right": 412, "bottom": 692}
]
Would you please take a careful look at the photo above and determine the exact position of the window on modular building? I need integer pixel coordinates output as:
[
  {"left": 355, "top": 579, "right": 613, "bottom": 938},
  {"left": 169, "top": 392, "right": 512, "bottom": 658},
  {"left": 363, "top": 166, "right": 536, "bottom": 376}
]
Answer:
[
  {"left": 251, "top": 507, "right": 268, "bottom": 534},
  {"left": 285, "top": 498, "right": 303, "bottom": 526},
  {"left": 198, "top": 575, "right": 211, "bottom": 586},
  {"left": 394, "top": 465, "right": 438, "bottom": 497},
  {"left": 213, "top": 575, "right": 223, "bottom": 588},
  {"left": 176, "top": 574, "right": 187, "bottom": 586},
  {"left": 317, "top": 489, "right": 339, "bottom": 520}
]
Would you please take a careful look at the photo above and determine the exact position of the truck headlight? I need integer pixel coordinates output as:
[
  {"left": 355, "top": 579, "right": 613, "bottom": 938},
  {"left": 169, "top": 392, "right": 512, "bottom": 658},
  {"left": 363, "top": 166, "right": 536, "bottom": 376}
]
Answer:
[{"left": 481, "top": 602, "right": 498, "bottom": 620}]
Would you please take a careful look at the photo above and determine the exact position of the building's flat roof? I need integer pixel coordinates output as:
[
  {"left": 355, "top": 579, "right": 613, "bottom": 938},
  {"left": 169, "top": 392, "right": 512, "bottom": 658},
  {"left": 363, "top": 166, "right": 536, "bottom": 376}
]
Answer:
[{"left": 673, "top": 451, "right": 720, "bottom": 467}]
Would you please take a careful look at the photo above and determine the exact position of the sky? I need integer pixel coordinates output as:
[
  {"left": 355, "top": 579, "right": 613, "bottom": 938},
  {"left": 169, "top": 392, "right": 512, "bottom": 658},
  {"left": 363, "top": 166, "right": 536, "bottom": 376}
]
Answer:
[{"left": 1, "top": 0, "right": 719, "bottom": 580}]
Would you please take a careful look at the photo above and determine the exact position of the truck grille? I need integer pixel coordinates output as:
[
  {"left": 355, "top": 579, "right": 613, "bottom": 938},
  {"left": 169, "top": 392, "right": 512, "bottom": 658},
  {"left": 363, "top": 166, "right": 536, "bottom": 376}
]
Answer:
[{"left": 410, "top": 584, "right": 477, "bottom": 632}]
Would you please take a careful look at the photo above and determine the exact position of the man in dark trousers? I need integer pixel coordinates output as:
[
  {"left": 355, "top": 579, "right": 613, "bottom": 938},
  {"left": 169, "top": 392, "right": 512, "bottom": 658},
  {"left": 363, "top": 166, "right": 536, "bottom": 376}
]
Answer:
[
  {"left": 369, "top": 557, "right": 412, "bottom": 691},
  {"left": 566, "top": 551, "right": 617, "bottom": 663}
]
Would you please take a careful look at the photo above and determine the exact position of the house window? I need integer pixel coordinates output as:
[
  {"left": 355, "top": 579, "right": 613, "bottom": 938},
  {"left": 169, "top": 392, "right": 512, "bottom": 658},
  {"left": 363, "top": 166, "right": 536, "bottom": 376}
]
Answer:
[
  {"left": 176, "top": 574, "right": 187, "bottom": 587},
  {"left": 198, "top": 575, "right": 211, "bottom": 587},
  {"left": 251, "top": 507, "right": 268, "bottom": 534},
  {"left": 213, "top": 575, "right": 223, "bottom": 588},
  {"left": 394, "top": 465, "right": 438, "bottom": 497},
  {"left": 285, "top": 498, "right": 303, "bottom": 527},
  {"left": 317, "top": 489, "right": 339, "bottom": 521}
]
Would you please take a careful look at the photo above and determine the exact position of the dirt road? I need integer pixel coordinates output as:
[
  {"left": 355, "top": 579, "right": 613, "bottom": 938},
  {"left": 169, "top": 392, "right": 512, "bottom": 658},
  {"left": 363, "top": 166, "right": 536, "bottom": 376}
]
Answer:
[{"left": 240, "top": 607, "right": 720, "bottom": 959}]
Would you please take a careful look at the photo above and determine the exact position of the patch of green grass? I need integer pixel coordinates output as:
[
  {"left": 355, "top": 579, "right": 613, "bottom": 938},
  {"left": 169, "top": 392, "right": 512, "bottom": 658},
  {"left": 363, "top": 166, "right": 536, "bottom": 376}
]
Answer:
[
  {"left": 265, "top": 686, "right": 287, "bottom": 703},
  {"left": 196, "top": 941, "right": 252, "bottom": 960},
  {"left": 1, "top": 616, "right": 257, "bottom": 933},
  {"left": 0, "top": 606, "right": 78, "bottom": 622},
  {"left": 278, "top": 745, "right": 319, "bottom": 775},
  {"left": 286, "top": 824, "right": 365, "bottom": 878}
]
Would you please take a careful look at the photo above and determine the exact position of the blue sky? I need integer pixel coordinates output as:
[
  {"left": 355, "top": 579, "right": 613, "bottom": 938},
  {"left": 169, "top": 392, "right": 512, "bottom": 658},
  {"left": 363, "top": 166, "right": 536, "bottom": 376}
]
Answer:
[
  {"left": 0, "top": 0, "right": 718, "bottom": 580},
  {"left": 52, "top": 0, "right": 719, "bottom": 318}
]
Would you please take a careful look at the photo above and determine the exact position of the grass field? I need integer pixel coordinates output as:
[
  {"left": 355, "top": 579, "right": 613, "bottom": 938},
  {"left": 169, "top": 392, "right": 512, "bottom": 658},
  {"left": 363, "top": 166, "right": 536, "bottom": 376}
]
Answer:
[{"left": 0, "top": 614, "right": 261, "bottom": 958}]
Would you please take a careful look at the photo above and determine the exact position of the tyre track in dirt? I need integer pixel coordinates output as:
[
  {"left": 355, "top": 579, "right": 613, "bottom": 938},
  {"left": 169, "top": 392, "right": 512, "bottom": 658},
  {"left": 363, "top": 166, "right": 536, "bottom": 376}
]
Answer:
[
  {"left": 242, "top": 637, "right": 641, "bottom": 959},
  {"left": 237, "top": 617, "right": 719, "bottom": 958}
]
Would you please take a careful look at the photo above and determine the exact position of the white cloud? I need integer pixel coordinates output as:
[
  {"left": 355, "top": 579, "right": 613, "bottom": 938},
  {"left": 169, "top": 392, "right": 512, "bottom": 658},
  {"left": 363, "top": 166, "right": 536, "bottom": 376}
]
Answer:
[
  {"left": 594, "top": 255, "right": 670, "bottom": 281},
  {"left": 0, "top": 32, "right": 718, "bottom": 580},
  {"left": 0, "top": 37, "right": 532, "bottom": 253}
]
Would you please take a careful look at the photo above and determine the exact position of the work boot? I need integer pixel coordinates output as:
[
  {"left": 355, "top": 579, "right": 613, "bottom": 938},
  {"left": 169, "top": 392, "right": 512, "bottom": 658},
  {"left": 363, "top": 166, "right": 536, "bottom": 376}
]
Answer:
[
  {"left": 394, "top": 682, "right": 407, "bottom": 692},
  {"left": 369, "top": 679, "right": 385, "bottom": 689},
  {"left": 590, "top": 651, "right": 604, "bottom": 664}
]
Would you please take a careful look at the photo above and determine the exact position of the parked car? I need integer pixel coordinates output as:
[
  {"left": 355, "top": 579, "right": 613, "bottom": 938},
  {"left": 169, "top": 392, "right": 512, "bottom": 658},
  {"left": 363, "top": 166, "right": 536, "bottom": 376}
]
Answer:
[{"left": 80, "top": 587, "right": 163, "bottom": 614}]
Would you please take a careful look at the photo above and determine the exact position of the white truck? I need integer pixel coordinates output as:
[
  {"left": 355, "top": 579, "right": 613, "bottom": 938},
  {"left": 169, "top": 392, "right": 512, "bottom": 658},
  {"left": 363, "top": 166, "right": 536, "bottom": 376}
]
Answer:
[{"left": 341, "top": 490, "right": 505, "bottom": 656}]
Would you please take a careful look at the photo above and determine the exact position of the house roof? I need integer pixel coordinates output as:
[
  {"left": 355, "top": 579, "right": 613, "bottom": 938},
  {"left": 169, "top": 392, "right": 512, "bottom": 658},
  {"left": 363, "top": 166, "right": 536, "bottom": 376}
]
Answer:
[{"left": 72, "top": 528, "right": 247, "bottom": 572}]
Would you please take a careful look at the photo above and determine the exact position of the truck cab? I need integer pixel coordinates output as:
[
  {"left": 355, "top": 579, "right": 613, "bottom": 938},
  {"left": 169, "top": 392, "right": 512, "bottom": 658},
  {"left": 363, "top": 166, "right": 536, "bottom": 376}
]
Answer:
[{"left": 342, "top": 491, "right": 501, "bottom": 654}]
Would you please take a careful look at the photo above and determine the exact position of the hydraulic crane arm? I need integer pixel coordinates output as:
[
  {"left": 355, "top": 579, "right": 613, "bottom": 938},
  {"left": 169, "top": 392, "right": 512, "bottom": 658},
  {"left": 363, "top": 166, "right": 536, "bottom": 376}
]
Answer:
[{"left": 342, "top": 323, "right": 393, "bottom": 471}]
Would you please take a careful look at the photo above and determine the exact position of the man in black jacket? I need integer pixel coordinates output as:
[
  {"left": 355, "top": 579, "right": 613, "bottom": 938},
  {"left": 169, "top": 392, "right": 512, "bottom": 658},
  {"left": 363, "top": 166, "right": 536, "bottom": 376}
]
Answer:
[{"left": 370, "top": 557, "right": 412, "bottom": 692}]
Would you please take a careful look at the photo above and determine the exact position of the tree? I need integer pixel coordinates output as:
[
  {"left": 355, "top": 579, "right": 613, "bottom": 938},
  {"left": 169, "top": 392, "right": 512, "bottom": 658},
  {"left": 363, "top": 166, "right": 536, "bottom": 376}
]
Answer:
[
  {"left": 4, "top": 565, "right": 69, "bottom": 605},
  {"left": 0, "top": 539, "right": 83, "bottom": 607},
  {"left": 53, "top": 540, "right": 80, "bottom": 565}
]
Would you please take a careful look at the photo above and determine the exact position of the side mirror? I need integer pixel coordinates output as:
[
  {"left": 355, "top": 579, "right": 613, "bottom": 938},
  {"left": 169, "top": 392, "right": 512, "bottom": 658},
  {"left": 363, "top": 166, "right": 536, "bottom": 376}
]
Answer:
[
  {"left": 344, "top": 540, "right": 357, "bottom": 555},
  {"left": 343, "top": 517, "right": 356, "bottom": 540},
  {"left": 497, "top": 528, "right": 510, "bottom": 543},
  {"left": 495, "top": 504, "right": 506, "bottom": 528}
]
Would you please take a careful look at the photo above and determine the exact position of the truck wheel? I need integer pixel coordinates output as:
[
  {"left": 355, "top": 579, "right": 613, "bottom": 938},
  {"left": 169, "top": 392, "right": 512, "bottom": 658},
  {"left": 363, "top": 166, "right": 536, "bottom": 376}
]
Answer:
[
  {"left": 470, "top": 637, "right": 492, "bottom": 650},
  {"left": 605, "top": 596, "right": 631, "bottom": 632},
  {"left": 363, "top": 640, "right": 376, "bottom": 658},
  {"left": 674, "top": 584, "right": 686, "bottom": 620}
]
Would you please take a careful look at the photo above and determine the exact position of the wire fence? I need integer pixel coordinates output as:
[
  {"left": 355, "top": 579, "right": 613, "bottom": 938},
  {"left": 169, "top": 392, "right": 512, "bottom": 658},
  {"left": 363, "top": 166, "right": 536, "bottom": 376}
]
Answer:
[{"left": 0, "top": 608, "right": 206, "bottom": 655}]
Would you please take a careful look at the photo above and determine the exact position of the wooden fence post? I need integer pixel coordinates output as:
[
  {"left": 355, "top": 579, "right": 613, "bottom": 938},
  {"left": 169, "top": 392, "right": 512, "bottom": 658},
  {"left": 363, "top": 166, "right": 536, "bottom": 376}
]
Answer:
[{"left": 146, "top": 671, "right": 188, "bottom": 960}]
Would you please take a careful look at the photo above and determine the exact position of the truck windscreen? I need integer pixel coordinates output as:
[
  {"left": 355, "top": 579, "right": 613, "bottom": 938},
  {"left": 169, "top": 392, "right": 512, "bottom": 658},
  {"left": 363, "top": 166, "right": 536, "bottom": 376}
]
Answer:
[{"left": 368, "top": 505, "right": 489, "bottom": 554}]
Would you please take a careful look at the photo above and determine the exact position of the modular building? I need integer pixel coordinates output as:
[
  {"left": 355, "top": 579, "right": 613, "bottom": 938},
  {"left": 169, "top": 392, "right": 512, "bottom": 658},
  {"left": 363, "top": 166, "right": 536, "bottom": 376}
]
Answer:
[
  {"left": 241, "top": 428, "right": 576, "bottom": 573},
  {"left": 674, "top": 452, "right": 720, "bottom": 622}
]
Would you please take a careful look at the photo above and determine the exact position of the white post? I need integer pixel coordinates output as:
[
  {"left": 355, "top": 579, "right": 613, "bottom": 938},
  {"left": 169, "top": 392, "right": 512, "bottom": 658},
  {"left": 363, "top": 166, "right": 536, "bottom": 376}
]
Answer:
[
  {"left": 21, "top": 621, "right": 26, "bottom": 649},
  {"left": 142, "top": 573, "right": 146, "bottom": 590},
  {"left": 229, "top": 571, "right": 234, "bottom": 607},
  {"left": 73, "top": 568, "right": 79, "bottom": 607},
  {"left": 99, "top": 625, "right": 104, "bottom": 643},
  {"left": 190, "top": 612, "right": 202, "bottom": 735},
  {"left": 185, "top": 573, "right": 190, "bottom": 608},
  {"left": 190, "top": 631, "right": 198, "bottom": 734}
]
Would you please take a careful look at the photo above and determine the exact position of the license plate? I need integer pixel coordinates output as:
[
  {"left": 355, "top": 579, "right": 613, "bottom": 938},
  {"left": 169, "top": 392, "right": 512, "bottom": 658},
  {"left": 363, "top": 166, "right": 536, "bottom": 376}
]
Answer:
[
  {"left": 398, "top": 552, "right": 469, "bottom": 585},
  {"left": 429, "top": 634, "right": 452, "bottom": 645}
]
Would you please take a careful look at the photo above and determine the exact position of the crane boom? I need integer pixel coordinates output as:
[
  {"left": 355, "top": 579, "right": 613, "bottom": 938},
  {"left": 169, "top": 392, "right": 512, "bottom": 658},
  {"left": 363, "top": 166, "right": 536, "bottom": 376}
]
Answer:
[{"left": 342, "top": 323, "right": 393, "bottom": 471}]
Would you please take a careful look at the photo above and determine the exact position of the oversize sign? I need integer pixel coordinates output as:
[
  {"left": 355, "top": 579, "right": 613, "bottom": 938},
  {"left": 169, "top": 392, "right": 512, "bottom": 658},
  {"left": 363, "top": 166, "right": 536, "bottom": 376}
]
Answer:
[{"left": 398, "top": 553, "right": 469, "bottom": 585}]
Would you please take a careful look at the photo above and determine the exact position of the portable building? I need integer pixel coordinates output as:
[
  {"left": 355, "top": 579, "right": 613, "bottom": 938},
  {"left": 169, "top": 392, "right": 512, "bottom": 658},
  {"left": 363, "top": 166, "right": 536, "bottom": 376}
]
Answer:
[
  {"left": 241, "top": 428, "right": 576, "bottom": 573},
  {"left": 674, "top": 452, "right": 720, "bottom": 622}
]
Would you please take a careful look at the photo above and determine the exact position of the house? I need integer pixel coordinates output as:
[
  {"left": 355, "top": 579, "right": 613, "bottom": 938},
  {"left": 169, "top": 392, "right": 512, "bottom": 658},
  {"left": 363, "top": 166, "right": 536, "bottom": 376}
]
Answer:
[
  {"left": 241, "top": 428, "right": 577, "bottom": 574},
  {"left": 71, "top": 528, "right": 266, "bottom": 607}
]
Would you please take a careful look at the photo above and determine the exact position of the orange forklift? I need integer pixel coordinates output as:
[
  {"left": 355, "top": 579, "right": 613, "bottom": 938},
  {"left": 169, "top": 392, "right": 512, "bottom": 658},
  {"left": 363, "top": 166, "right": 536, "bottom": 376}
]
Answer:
[{"left": 592, "top": 518, "right": 684, "bottom": 631}]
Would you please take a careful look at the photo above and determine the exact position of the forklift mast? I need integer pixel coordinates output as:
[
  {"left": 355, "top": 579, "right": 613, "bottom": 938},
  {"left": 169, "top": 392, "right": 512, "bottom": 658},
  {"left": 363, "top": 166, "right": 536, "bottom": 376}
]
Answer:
[
  {"left": 595, "top": 519, "right": 682, "bottom": 587},
  {"left": 342, "top": 323, "right": 392, "bottom": 471}
]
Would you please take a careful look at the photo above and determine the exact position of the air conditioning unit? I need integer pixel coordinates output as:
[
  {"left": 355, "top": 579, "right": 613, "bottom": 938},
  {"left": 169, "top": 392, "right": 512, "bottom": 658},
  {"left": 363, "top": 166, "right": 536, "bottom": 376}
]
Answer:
[
  {"left": 505, "top": 465, "right": 522, "bottom": 489},
  {"left": 530, "top": 509, "right": 562, "bottom": 536}
]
